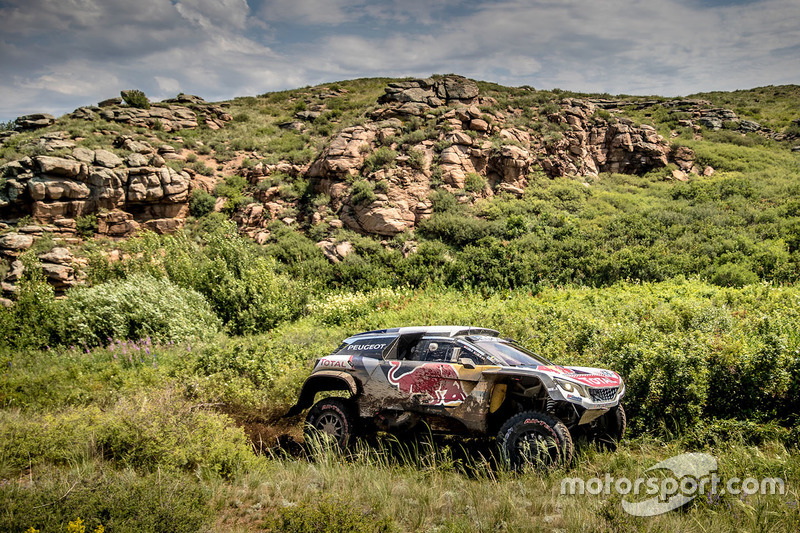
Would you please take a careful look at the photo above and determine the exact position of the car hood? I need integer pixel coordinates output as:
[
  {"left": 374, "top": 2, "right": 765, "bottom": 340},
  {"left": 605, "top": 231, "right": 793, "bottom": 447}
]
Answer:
[
  {"left": 533, "top": 364, "right": 622, "bottom": 387},
  {"left": 483, "top": 364, "right": 622, "bottom": 388}
]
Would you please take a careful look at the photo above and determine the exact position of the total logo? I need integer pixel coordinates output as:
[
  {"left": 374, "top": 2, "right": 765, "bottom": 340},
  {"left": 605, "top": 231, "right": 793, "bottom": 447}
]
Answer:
[{"left": 317, "top": 356, "right": 354, "bottom": 369}]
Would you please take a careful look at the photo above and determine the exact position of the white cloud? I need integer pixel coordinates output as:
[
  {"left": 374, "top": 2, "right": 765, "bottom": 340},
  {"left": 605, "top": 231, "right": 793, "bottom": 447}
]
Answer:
[
  {"left": 175, "top": 0, "right": 251, "bottom": 31},
  {"left": 0, "top": 0, "right": 798, "bottom": 121},
  {"left": 256, "top": 0, "right": 364, "bottom": 25}
]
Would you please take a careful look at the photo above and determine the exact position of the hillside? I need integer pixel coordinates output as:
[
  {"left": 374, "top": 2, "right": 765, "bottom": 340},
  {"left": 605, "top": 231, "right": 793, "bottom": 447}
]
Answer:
[
  {"left": 2, "top": 77, "right": 800, "bottom": 300},
  {"left": 2, "top": 77, "right": 800, "bottom": 532}
]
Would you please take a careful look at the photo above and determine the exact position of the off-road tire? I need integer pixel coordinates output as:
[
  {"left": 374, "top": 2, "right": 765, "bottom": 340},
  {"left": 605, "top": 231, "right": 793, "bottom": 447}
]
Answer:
[
  {"left": 590, "top": 404, "right": 626, "bottom": 450},
  {"left": 305, "top": 397, "right": 357, "bottom": 449},
  {"left": 497, "top": 411, "right": 574, "bottom": 470}
]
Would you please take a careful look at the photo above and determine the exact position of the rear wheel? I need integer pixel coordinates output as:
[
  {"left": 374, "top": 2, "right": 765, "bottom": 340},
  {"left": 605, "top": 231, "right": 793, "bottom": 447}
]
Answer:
[
  {"left": 497, "top": 411, "right": 573, "bottom": 470},
  {"left": 305, "top": 397, "right": 357, "bottom": 449}
]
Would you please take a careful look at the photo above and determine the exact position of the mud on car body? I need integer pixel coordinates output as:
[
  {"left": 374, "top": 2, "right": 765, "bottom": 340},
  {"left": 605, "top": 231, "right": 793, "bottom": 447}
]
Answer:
[{"left": 287, "top": 326, "right": 626, "bottom": 468}]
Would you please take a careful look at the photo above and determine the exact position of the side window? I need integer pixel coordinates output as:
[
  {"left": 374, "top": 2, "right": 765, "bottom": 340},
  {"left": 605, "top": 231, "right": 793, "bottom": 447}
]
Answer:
[
  {"left": 420, "top": 340, "right": 459, "bottom": 363},
  {"left": 458, "top": 342, "right": 491, "bottom": 365}
]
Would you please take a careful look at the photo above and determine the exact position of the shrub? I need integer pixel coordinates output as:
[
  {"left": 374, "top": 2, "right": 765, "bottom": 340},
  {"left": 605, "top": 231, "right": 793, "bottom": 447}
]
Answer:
[
  {"left": 267, "top": 496, "right": 395, "bottom": 533},
  {"left": 164, "top": 222, "right": 308, "bottom": 335},
  {"left": 708, "top": 263, "right": 759, "bottom": 287},
  {"left": 350, "top": 180, "right": 376, "bottom": 206},
  {"left": 464, "top": 172, "right": 487, "bottom": 193},
  {"left": 374, "top": 180, "right": 389, "bottom": 194},
  {"left": 75, "top": 214, "right": 98, "bottom": 238},
  {"left": 406, "top": 147, "right": 425, "bottom": 170},
  {"left": 362, "top": 147, "right": 397, "bottom": 173},
  {"left": 429, "top": 190, "right": 459, "bottom": 213},
  {"left": 58, "top": 274, "right": 220, "bottom": 347},
  {"left": 189, "top": 160, "right": 214, "bottom": 176},
  {"left": 0, "top": 253, "right": 59, "bottom": 349},
  {"left": 121, "top": 89, "right": 150, "bottom": 110},
  {"left": 0, "top": 466, "right": 212, "bottom": 533},
  {"left": 417, "top": 212, "right": 500, "bottom": 246},
  {"left": 189, "top": 188, "right": 216, "bottom": 218},
  {"left": 606, "top": 338, "right": 709, "bottom": 434}
]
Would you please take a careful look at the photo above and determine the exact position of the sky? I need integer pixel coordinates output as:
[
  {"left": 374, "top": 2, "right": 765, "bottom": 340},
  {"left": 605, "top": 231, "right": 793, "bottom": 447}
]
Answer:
[{"left": 1, "top": 0, "right": 799, "bottom": 123}]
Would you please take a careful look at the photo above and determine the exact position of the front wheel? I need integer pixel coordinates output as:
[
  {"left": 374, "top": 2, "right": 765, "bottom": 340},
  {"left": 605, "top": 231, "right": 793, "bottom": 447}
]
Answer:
[
  {"left": 305, "top": 397, "right": 357, "bottom": 449},
  {"left": 497, "top": 411, "right": 574, "bottom": 471},
  {"left": 590, "top": 404, "right": 627, "bottom": 450}
]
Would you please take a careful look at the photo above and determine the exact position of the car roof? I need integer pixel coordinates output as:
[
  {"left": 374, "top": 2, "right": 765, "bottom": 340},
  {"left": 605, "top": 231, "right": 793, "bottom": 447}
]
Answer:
[{"left": 343, "top": 326, "right": 500, "bottom": 343}]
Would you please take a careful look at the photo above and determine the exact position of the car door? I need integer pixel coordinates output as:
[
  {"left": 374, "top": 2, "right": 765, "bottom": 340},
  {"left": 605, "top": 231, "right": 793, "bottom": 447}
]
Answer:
[{"left": 370, "top": 337, "right": 466, "bottom": 411}]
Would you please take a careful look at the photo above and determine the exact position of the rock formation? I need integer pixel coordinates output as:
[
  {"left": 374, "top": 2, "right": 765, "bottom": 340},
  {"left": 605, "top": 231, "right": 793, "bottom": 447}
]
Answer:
[
  {"left": 1, "top": 140, "right": 190, "bottom": 232},
  {"left": 291, "top": 76, "right": 682, "bottom": 236}
]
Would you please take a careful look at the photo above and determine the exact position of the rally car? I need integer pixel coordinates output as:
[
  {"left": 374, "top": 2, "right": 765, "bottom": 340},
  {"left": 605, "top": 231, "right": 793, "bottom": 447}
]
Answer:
[{"left": 286, "top": 326, "right": 626, "bottom": 468}]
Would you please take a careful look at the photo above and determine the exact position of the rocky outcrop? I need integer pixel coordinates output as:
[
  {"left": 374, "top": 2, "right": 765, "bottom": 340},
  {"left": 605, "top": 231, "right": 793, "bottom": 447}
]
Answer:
[
  {"left": 376, "top": 75, "right": 480, "bottom": 117},
  {"left": 307, "top": 125, "right": 378, "bottom": 178},
  {"left": 293, "top": 78, "right": 689, "bottom": 238},
  {"left": 14, "top": 113, "right": 56, "bottom": 131},
  {"left": 590, "top": 97, "right": 785, "bottom": 138},
  {"left": 541, "top": 99, "right": 671, "bottom": 177},
  {"left": 0, "top": 239, "right": 82, "bottom": 296},
  {"left": 70, "top": 99, "right": 232, "bottom": 132},
  {"left": 1, "top": 143, "right": 191, "bottom": 226},
  {"left": 379, "top": 76, "right": 479, "bottom": 107}
]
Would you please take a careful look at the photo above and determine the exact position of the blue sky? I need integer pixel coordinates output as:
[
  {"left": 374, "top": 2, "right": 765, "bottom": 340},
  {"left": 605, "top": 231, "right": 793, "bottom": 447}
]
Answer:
[{"left": 1, "top": 0, "right": 798, "bottom": 122}]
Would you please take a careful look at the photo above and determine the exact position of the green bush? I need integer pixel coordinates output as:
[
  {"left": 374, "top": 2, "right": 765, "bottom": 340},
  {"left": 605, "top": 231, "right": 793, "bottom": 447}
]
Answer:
[
  {"left": 121, "top": 89, "right": 150, "bottom": 110},
  {"left": 0, "top": 466, "right": 212, "bottom": 533},
  {"left": 189, "top": 188, "right": 216, "bottom": 218},
  {"left": 0, "top": 253, "right": 59, "bottom": 349},
  {"left": 189, "top": 160, "right": 214, "bottom": 176},
  {"left": 351, "top": 180, "right": 376, "bottom": 205},
  {"left": 163, "top": 222, "right": 308, "bottom": 335},
  {"left": 213, "top": 175, "right": 252, "bottom": 214},
  {"left": 268, "top": 496, "right": 395, "bottom": 533},
  {"left": 464, "top": 172, "right": 487, "bottom": 193},
  {"left": 429, "top": 190, "right": 459, "bottom": 213},
  {"left": 362, "top": 147, "right": 397, "bottom": 173},
  {"left": 75, "top": 214, "right": 98, "bottom": 238},
  {"left": 406, "top": 147, "right": 426, "bottom": 170},
  {"left": 0, "top": 391, "right": 254, "bottom": 476},
  {"left": 708, "top": 263, "right": 759, "bottom": 287},
  {"left": 59, "top": 274, "right": 220, "bottom": 347},
  {"left": 418, "top": 212, "right": 501, "bottom": 247}
]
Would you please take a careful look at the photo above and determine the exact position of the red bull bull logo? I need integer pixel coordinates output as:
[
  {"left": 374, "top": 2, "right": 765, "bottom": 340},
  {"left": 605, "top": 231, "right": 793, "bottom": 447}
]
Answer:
[{"left": 386, "top": 362, "right": 467, "bottom": 406}]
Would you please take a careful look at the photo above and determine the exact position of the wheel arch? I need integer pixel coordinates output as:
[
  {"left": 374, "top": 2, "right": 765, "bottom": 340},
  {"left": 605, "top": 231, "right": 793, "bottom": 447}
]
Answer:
[{"left": 284, "top": 371, "right": 361, "bottom": 418}]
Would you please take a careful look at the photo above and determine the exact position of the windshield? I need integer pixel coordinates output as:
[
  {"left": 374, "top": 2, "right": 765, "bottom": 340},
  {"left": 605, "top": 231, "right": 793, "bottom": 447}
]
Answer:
[{"left": 475, "top": 340, "right": 553, "bottom": 367}]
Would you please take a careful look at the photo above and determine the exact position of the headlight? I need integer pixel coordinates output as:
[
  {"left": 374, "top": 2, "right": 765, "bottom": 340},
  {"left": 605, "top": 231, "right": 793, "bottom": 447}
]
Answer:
[{"left": 554, "top": 378, "right": 588, "bottom": 398}]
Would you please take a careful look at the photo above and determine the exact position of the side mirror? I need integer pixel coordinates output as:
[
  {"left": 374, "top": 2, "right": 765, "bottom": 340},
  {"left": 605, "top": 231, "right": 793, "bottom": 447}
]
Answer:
[{"left": 459, "top": 357, "right": 476, "bottom": 369}]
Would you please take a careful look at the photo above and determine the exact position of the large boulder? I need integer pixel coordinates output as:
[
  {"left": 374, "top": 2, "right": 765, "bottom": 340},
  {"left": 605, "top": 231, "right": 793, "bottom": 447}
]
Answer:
[
  {"left": 352, "top": 203, "right": 417, "bottom": 236},
  {"left": 379, "top": 75, "right": 479, "bottom": 107},
  {"left": 307, "top": 125, "right": 377, "bottom": 178},
  {"left": 0, "top": 233, "right": 34, "bottom": 251},
  {"left": 15, "top": 113, "right": 55, "bottom": 130},
  {"left": 34, "top": 156, "right": 85, "bottom": 178},
  {"left": 94, "top": 149, "right": 123, "bottom": 168}
]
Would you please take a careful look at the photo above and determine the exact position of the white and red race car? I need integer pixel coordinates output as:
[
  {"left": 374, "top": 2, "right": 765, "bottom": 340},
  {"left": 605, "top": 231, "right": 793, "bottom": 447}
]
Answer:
[{"left": 287, "top": 326, "right": 626, "bottom": 468}]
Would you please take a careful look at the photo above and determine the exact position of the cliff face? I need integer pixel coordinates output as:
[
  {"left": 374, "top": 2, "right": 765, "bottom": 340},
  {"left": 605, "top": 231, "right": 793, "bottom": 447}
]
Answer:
[{"left": 250, "top": 76, "right": 680, "bottom": 237}]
